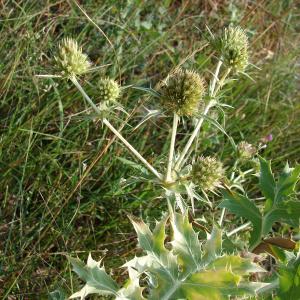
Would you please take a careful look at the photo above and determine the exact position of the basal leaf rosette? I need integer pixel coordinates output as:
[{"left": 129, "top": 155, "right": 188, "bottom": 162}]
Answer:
[
  {"left": 55, "top": 38, "right": 91, "bottom": 78},
  {"left": 159, "top": 68, "right": 206, "bottom": 116},
  {"left": 69, "top": 212, "right": 270, "bottom": 300}
]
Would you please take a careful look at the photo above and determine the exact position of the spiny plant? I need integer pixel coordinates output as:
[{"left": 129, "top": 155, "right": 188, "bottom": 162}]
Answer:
[
  {"left": 68, "top": 209, "right": 268, "bottom": 300},
  {"left": 220, "top": 157, "right": 300, "bottom": 251},
  {"left": 41, "top": 25, "right": 300, "bottom": 299}
]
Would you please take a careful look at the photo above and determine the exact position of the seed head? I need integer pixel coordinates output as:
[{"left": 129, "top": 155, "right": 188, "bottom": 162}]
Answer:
[
  {"left": 237, "top": 141, "right": 256, "bottom": 159},
  {"left": 98, "top": 78, "right": 120, "bottom": 102},
  {"left": 191, "top": 156, "right": 224, "bottom": 191},
  {"left": 212, "top": 26, "right": 249, "bottom": 72},
  {"left": 55, "top": 38, "right": 91, "bottom": 78},
  {"left": 159, "top": 68, "right": 206, "bottom": 116}
]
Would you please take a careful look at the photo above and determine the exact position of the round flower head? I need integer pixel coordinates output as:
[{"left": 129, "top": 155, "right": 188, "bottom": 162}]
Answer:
[
  {"left": 212, "top": 26, "right": 249, "bottom": 72},
  {"left": 98, "top": 78, "right": 120, "bottom": 102},
  {"left": 237, "top": 141, "right": 256, "bottom": 159},
  {"left": 191, "top": 156, "right": 224, "bottom": 191},
  {"left": 55, "top": 38, "right": 91, "bottom": 78},
  {"left": 159, "top": 68, "right": 206, "bottom": 116}
]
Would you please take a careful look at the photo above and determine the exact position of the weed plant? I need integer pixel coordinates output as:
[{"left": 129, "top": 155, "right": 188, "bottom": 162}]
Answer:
[
  {"left": 0, "top": 1, "right": 299, "bottom": 298},
  {"left": 43, "top": 23, "right": 300, "bottom": 299}
]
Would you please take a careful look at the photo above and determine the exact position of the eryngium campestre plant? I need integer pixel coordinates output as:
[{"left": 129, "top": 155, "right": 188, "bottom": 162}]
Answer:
[
  {"left": 98, "top": 78, "right": 120, "bottom": 102},
  {"left": 159, "top": 68, "right": 206, "bottom": 116},
  {"left": 237, "top": 141, "right": 256, "bottom": 159},
  {"left": 55, "top": 38, "right": 91, "bottom": 78},
  {"left": 192, "top": 156, "right": 224, "bottom": 191},
  {"left": 212, "top": 26, "right": 249, "bottom": 72}
]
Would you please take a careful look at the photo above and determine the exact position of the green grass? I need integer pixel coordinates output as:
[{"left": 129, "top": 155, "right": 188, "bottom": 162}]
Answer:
[{"left": 0, "top": 0, "right": 299, "bottom": 298}]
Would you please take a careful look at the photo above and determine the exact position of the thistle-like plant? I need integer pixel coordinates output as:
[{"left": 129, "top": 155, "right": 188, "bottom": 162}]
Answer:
[{"left": 40, "top": 26, "right": 300, "bottom": 299}]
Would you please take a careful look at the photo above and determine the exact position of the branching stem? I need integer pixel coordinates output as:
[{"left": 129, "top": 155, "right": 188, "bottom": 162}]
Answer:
[
  {"left": 71, "top": 77, "right": 163, "bottom": 181},
  {"left": 174, "top": 101, "right": 214, "bottom": 171},
  {"left": 174, "top": 60, "right": 225, "bottom": 171}
]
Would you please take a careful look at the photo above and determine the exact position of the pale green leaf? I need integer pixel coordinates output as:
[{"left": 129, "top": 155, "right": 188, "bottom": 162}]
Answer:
[
  {"left": 116, "top": 267, "right": 145, "bottom": 300},
  {"left": 170, "top": 212, "right": 202, "bottom": 274},
  {"left": 180, "top": 269, "right": 267, "bottom": 300},
  {"left": 208, "top": 255, "right": 266, "bottom": 275},
  {"left": 202, "top": 226, "right": 222, "bottom": 264},
  {"left": 69, "top": 254, "right": 119, "bottom": 299},
  {"left": 70, "top": 214, "right": 268, "bottom": 300},
  {"left": 127, "top": 214, "right": 178, "bottom": 299},
  {"left": 128, "top": 214, "right": 168, "bottom": 255}
]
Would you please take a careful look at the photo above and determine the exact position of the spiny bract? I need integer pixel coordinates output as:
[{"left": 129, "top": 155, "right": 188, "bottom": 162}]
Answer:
[
  {"left": 192, "top": 156, "right": 224, "bottom": 191},
  {"left": 159, "top": 68, "right": 206, "bottom": 116},
  {"left": 98, "top": 78, "right": 120, "bottom": 102},
  {"left": 55, "top": 38, "right": 91, "bottom": 78},
  {"left": 212, "top": 26, "right": 249, "bottom": 72}
]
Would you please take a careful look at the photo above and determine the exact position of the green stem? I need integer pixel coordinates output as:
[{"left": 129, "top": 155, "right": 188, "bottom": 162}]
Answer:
[
  {"left": 227, "top": 221, "right": 251, "bottom": 237},
  {"left": 71, "top": 77, "right": 163, "bottom": 181},
  {"left": 209, "top": 60, "right": 223, "bottom": 96},
  {"left": 166, "top": 113, "right": 179, "bottom": 182},
  {"left": 174, "top": 61, "right": 227, "bottom": 171},
  {"left": 212, "top": 67, "right": 231, "bottom": 97},
  {"left": 174, "top": 100, "right": 215, "bottom": 171}
]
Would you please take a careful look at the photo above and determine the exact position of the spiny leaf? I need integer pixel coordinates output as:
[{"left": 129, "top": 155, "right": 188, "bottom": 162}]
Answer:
[
  {"left": 209, "top": 255, "right": 266, "bottom": 275},
  {"left": 69, "top": 254, "right": 119, "bottom": 299},
  {"left": 180, "top": 269, "right": 267, "bottom": 300},
  {"left": 259, "top": 156, "right": 276, "bottom": 204},
  {"left": 128, "top": 214, "right": 168, "bottom": 255},
  {"left": 70, "top": 214, "right": 270, "bottom": 300},
  {"left": 127, "top": 214, "right": 178, "bottom": 299},
  {"left": 116, "top": 267, "right": 145, "bottom": 300},
  {"left": 262, "top": 200, "right": 300, "bottom": 236},
  {"left": 171, "top": 211, "right": 202, "bottom": 274},
  {"left": 222, "top": 158, "right": 300, "bottom": 249},
  {"left": 202, "top": 226, "right": 222, "bottom": 264},
  {"left": 219, "top": 190, "right": 262, "bottom": 247}
]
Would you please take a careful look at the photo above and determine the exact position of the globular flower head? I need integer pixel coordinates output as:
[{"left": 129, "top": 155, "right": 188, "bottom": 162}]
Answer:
[
  {"left": 211, "top": 26, "right": 249, "bottom": 72},
  {"left": 237, "top": 141, "right": 256, "bottom": 159},
  {"left": 191, "top": 156, "right": 224, "bottom": 191},
  {"left": 55, "top": 38, "right": 91, "bottom": 78},
  {"left": 159, "top": 68, "right": 206, "bottom": 116},
  {"left": 98, "top": 78, "right": 120, "bottom": 102}
]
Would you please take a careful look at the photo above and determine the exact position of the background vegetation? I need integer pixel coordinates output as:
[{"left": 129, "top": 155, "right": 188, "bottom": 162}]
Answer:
[{"left": 0, "top": 0, "right": 299, "bottom": 298}]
